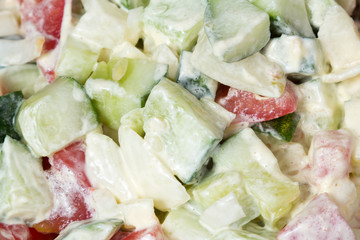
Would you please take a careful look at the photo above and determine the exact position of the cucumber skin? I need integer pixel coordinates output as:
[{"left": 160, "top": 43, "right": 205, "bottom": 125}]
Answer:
[{"left": 0, "top": 91, "right": 23, "bottom": 143}]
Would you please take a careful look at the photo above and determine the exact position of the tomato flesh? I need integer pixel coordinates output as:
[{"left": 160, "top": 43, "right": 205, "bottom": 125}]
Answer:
[
  {"left": 215, "top": 81, "right": 298, "bottom": 123},
  {"left": 0, "top": 223, "right": 57, "bottom": 240},
  {"left": 20, "top": 0, "right": 65, "bottom": 52},
  {"left": 34, "top": 142, "right": 93, "bottom": 234}
]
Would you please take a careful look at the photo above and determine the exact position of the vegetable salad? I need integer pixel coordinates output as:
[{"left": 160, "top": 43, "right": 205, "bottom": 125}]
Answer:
[{"left": 1, "top": 0, "right": 360, "bottom": 239}]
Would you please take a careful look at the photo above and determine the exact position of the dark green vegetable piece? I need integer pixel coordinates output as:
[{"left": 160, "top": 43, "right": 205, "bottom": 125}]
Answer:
[
  {"left": 252, "top": 112, "right": 300, "bottom": 142},
  {"left": 0, "top": 91, "right": 23, "bottom": 143}
]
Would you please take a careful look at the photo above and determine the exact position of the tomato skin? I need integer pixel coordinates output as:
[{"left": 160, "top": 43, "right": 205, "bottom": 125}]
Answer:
[
  {"left": 111, "top": 224, "right": 165, "bottom": 240},
  {"left": 33, "top": 142, "right": 93, "bottom": 234},
  {"left": 215, "top": 81, "right": 298, "bottom": 123},
  {"left": 0, "top": 223, "right": 57, "bottom": 240}
]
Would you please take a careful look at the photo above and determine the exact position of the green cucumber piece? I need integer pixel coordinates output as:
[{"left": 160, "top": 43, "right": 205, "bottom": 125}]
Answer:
[
  {"left": 56, "top": 219, "right": 123, "bottom": 240},
  {"left": 248, "top": 0, "right": 314, "bottom": 38},
  {"left": 120, "top": 108, "right": 145, "bottom": 137},
  {"left": 162, "top": 206, "right": 211, "bottom": 240},
  {"left": 0, "top": 64, "right": 48, "bottom": 98},
  {"left": 305, "top": 0, "right": 337, "bottom": 30},
  {"left": 263, "top": 35, "right": 329, "bottom": 80},
  {"left": 189, "top": 171, "right": 260, "bottom": 228},
  {"left": 0, "top": 91, "right": 23, "bottom": 143},
  {"left": 210, "top": 229, "right": 271, "bottom": 240},
  {"left": 252, "top": 112, "right": 300, "bottom": 142},
  {"left": 117, "top": 0, "right": 149, "bottom": 10},
  {"left": 212, "top": 128, "right": 300, "bottom": 228},
  {"left": 142, "top": 0, "right": 206, "bottom": 53},
  {"left": 85, "top": 58, "right": 167, "bottom": 130},
  {"left": 0, "top": 136, "right": 52, "bottom": 224},
  {"left": 177, "top": 51, "right": 217, "bottom": 99},
  {"left": 296, "top": 79, "right": 342, "bottom": 145},
  {"left": 16, "top": 77, "right": 98, "bottom": 156},
  {"left": 204, "top": 0, "right": 270, "bottom": 62},
  {"left": 56, "top": 36, "right": 100, "bottom": 85},
  {"left": 143, "top": 78, "right": 234, "bottom": 184}
]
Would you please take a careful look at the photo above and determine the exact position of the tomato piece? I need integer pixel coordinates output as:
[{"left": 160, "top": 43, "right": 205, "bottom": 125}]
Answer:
[
  {"left": 308, "top": 129, "right": 353, "bottom": 186},
  {"left": 0, "top": 223, "right": 57, "bottom": 240},
  {"left": 20, "top": 0, "right": 65, "bottom": 52},
  {"left": 215, "top": 81, "right": 298, "bottom": 123},
  {"left": 33, "top": 142, "right": 94, "bottom": 234},
  {"left": 111, "top": 224, "right": 165, "bottom": 240},
  {"left": 277, "top": 193, "right": 355, "bottom": 240}
]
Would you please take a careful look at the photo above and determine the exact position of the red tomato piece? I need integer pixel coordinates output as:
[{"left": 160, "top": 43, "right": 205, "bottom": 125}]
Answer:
[
  {"left": 34, "top": 142, "right": 93, "bottom": 234},
  {"left": 111, "top": 224, "right": 165, "bottom": 240},
  {"left": 0, "top": 223, "right": 57, "bottom": 240},
  {"left": 20, "top": 0, "right": 65, "bottom": 52},
  {"left": 277, "top": 193, "right": 355, "bottom": 240},
  {"left": 215, "top": 81, "right": 298, "bottom": 123},
  {"left": 308, "top": 129, "right": 353, "bottom": 186}
]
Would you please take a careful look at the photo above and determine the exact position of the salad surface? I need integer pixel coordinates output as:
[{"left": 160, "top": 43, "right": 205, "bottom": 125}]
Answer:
[{"left": 1, "top": 0, "right": 360, "bottom": 239}]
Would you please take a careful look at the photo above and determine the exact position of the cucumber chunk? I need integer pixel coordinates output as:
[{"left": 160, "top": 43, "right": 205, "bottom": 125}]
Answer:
[
  {"left": 177, "top": 51, "right": 218, "bottom": 99},
  {"left": 248, "top": 0, "right": 314, "bottom": 38},
  {"left": 252, "top": 112, "right": 300, "bottom": 142},
  {"left": 16, "top": 77, "right": 98, "bottom": 156},
  {"left": 0, "top": 91, "right": 23, "bottom": 143},
  {"left": 204, "top": 0, "right": 270, "bottom": 62},
  {"left": 56, "top": 36, "right": 100, "bottom": 85},
  {"left": 191, "top": 31, "right": 286, "bottom": 98},
  {"left": 162, "top": 206, "right": 212, "bottom": 240},
  {"left": 142, "top": 0, "right": 206, "bottom": 53},
  {"left": 0, "top": 64, "right": 48, "bottom": 98},
  {"left": 189, "top": 171, "right": 260, "bottom": 228},
  {"left": 120, "top": 108, "right": 145, "bottom": 137},
  {"left": 212, "top": 128, "right": 300, "bottom": 228},
  {"left": 305, "top": 0, "right": 337, "bottom": 30},
  {"left": 117, "top": 0, "right": 149, "bottom": 10},
  {"left": 0, "top": 136, "right": 52, "bottom": 224},
  {"left": 56, "top": 219, "right": 123, "bottom": 240},
  {"left": 296, "top": 79, "right": 342, "bottom": 146},
  {"left": 143, "top": 78, "right": 234, "bottom": 184},
  {"left": 85, "top": 58, "right": 167, "bottom": 130},
  {"left": 263, "top": 35, "right": 329, "bottom": 80}
]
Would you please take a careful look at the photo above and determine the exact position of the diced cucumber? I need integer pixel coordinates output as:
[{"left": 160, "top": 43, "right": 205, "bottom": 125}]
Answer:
[
  {"left": 162, "top": 206, "right": 212, "bottom": 240},
  {"left": 116, "top": 0, "right": 149, "bottom": 10},
  {"left": 56, "top": 219, "right": 123, "bottom": 240},
  {"left": 296, "top": 79, "right": 343, "bottom": 146},
  {"left": 189, "top": 172, "right": 259, "bottom": 228},
  {"left": 151, "top": 44, "right": 179, "bottom": 80},
  {"left": 143, "top": 78, "right": 234, "bottom": 184},
  {"left": 119, "top": 126, "right": 190, "bottom": 211},
  {"left": 85, "top": 58, "right": 167, "bottom": 130},
  {"left": 120, "top": 108, "right": 145, "bottom": 137},
  {"left": 199, "top": 192, "right": 246, "bottom": 232},
  {"left": 212, "top": 128, "right": 300, "bottom": 228},
  {"left": 0, "top": 136, "right": 52, "bottom": 224},
  {"left": 0, "top": 91, "right": 23, "bottom": 143},
  {"left": 16, "top": 77, "right": 98, "bottom": 156},
  {"left": 210, "top": 229, "right": 270, "bottom": 240},
  {"left": 56, "top": 36, "right": 100, "bottom": 85},
  {"left": 204, "top": 0, "right": 270, "bottom": 62},
  {"left": 142, "top": 0, "right": 206, "bottom": 53},
  {"left": 177, "top": 51, "right": 218, "bottom": 99},
  {"left": 305, "top": 0, "right": 337, "bottom": 30},
  {"left": 248, "top": 0, "right": 314, "bottom": 38},
  {"left": 252, "top": 112, "right": 300, "bottom": 142},
  {"left": 0, "top": 64, "right": 48, "bottom": 98},
  {"left": 242, "top": 222, "right": 278, "bottom": 240},
  {"left": 263, "top": 35, "right": 329, "bottom": 80},
  {"left": 85, "top": 132, "right": 138, "bottom": 202},
  {"left": 319, "top": 5, "right": 360, "bottom": 83},
  {"left": 191, "top": 31, "right": 286, "bottom": 98}
]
